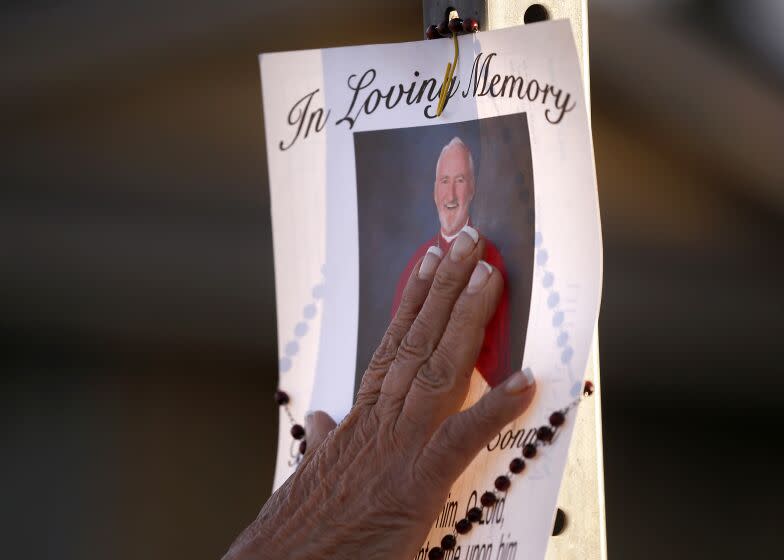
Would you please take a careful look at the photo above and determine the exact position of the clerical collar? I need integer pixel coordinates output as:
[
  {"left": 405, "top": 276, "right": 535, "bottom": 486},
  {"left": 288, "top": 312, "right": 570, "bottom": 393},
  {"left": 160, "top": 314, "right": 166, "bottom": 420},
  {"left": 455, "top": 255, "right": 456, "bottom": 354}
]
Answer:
[{"left": 441, "top": 220, "right": 471, "bottom": 244}]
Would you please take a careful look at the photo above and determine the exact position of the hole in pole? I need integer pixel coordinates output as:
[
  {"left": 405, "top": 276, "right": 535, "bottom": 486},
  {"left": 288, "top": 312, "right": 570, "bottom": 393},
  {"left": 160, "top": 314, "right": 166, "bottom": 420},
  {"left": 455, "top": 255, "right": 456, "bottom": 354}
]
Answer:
[
  {"left": 552, "top": 508, "right": 567, "bottom": 536},
  {"left": 524, "top": 4, "right": 550, "bottom": 24}
]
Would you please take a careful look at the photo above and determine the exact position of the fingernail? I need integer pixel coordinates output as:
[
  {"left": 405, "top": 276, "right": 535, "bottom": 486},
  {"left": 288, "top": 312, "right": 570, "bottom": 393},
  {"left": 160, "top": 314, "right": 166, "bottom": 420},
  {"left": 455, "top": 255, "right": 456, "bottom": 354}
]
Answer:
[
  {"left": 467, "top": 260, "right": 493, "bottom": 293},
  {"left": 504, "top": 368, "right": 535, "bottom": 394},
  {"left": 418, "top": 246, "right": 443, "bottom": 279},
  {"left": 450, "top": 225, "right": 479, "bottom": 262}
]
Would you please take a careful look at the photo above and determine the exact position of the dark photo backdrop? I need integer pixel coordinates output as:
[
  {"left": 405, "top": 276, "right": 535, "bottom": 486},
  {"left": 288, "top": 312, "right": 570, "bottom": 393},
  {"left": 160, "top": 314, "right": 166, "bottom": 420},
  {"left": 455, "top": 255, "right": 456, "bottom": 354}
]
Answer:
[{"left": 353, "top": 113, "right": 536, "bottom": 394}]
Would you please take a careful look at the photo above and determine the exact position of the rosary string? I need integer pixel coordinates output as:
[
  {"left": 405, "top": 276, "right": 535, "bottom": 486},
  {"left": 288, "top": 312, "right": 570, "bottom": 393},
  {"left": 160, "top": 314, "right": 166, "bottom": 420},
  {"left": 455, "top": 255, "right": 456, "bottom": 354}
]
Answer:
[{"left": 274, "top": 379, "right": 595, "bottom": 558}]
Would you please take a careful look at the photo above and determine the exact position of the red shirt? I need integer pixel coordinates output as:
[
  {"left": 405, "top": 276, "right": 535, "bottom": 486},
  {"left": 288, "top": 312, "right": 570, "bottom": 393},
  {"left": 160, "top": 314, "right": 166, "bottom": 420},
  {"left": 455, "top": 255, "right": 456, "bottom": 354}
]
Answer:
[{"left": 391, "top": 230, "right": 510, "bottom": 387}]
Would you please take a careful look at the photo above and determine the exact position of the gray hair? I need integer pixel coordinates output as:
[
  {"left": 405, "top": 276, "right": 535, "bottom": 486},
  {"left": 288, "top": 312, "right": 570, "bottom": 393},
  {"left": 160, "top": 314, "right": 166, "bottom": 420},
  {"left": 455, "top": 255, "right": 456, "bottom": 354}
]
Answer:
[{"left": 435, "top": 136, "right": 475, "bottom": 181}]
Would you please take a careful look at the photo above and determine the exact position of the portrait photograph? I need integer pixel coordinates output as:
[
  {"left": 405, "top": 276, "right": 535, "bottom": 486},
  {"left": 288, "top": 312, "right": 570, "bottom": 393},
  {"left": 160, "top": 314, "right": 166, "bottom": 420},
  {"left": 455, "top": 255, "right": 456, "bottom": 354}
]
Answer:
[{"left": 353, "top": 112, "right": 536, "bottom": 403}]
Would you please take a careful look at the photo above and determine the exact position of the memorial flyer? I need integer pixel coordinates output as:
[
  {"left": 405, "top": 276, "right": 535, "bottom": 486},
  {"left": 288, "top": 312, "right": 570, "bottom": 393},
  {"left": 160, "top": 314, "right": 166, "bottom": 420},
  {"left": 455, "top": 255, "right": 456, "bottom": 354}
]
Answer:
[{"left": 259, "top": 20, "right": 602, "bottom": 559}]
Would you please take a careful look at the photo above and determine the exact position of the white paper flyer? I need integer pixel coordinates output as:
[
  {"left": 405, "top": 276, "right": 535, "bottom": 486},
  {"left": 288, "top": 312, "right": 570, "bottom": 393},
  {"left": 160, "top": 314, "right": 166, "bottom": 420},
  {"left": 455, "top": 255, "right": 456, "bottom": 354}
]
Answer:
[{"left": 259, "top": 20, "right": 602, "bottom": 559}]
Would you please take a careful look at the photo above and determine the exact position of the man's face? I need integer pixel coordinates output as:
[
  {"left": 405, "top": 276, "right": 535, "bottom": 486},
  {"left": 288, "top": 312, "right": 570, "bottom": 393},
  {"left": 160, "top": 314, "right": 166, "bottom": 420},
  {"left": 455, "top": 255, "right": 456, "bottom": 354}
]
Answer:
[{"left": 434, "top": 145, "right": 475, "bottom": 236}]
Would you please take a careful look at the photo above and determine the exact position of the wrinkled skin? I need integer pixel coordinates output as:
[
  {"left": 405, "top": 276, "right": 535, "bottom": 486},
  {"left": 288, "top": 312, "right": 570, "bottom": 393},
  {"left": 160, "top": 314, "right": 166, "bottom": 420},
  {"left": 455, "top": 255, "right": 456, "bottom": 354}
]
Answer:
[{"left": 224, "top": 229, "right": 536, "bottom": 560}]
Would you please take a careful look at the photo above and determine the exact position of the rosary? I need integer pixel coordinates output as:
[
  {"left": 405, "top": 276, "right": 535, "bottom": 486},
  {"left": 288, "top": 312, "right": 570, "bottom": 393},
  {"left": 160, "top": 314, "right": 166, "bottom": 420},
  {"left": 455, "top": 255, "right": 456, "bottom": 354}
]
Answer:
[{"left": 275, "top": 379, "right": 595, "bottom": 560}]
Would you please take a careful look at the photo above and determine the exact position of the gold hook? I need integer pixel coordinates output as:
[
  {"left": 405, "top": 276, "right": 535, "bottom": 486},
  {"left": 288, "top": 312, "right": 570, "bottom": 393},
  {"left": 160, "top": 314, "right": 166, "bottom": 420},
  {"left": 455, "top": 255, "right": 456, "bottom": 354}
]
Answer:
[{"left": 436, "top": 31, "right": 459, "bottom": 117}]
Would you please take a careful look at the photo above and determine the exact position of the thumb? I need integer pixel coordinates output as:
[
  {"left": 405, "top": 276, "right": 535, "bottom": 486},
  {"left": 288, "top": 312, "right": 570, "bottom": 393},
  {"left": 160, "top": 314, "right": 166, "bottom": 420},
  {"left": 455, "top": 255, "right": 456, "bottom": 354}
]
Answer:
[
  {"left": 302, "top": 410, "right": 337, "bottom": 458},
  {"left": 418, "top": 370, "right": 537, "bottom": 483}
]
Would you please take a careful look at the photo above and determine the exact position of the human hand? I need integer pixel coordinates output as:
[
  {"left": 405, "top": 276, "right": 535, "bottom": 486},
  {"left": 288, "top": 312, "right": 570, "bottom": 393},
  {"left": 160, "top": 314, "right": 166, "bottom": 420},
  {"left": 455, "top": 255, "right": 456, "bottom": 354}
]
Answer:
[{"left": 224, "top": 226, "right": 536, "bottom": 560}]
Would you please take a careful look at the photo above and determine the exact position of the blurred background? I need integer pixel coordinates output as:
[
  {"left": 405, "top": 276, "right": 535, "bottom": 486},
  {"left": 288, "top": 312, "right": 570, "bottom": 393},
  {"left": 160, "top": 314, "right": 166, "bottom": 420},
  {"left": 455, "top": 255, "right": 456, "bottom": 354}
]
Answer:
[{"left": 2, "top": 1, "right": 782, "bottom": 558}]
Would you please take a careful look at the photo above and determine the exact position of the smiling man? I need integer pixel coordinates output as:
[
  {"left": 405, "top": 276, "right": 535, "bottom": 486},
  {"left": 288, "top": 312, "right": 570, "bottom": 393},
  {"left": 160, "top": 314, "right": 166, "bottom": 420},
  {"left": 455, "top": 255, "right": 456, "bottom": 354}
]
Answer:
[{"left": 392, "top": 137, "right": 510, "bottom": 388}]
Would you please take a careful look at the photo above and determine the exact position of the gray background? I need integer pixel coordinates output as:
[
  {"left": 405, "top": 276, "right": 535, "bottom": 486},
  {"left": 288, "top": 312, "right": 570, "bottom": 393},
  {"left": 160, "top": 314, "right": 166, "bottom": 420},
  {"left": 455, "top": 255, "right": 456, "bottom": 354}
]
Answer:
[
  {"left": 353, "top": 113, "right": 535, "bottom": 393},
  {"left": 2, "top": 2, "right": 783, "bottom": 559}
]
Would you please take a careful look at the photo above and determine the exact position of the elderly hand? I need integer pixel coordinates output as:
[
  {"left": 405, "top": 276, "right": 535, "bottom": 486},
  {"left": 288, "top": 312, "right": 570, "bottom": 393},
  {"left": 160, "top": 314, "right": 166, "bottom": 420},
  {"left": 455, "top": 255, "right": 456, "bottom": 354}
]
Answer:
[{"left": 224, "top": 227, "right": 536, "bottom": 560}]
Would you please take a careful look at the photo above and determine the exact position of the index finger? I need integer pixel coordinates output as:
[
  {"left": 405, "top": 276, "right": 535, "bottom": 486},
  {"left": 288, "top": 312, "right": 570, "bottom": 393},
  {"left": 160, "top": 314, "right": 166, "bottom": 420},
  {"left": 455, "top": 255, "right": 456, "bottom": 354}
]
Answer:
[
  {"left": 376, "top": 225, "right": 484, "bottom": 411},
  {"left": 354, "top": 246, "right": 443, "bottom": 407}
]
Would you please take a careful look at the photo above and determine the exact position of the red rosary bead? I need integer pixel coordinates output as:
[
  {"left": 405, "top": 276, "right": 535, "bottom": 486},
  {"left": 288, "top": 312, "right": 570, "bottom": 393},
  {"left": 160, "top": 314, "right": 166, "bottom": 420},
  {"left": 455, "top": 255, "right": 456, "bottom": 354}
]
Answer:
[
  {"left": 441, "top": 534, "right": 456, "bottom": 550},
  {"left": 495, "top": 475, "right": 511, "bottom": 492},
  {"left": 537, "top": 426, "right": 554, "bottom": 443},
  {"left": 436, "top": 20, "right": 450, "bottom": 37},
  {"left": 467, "top": 507, "right": 482, "bottom": 522},
  {"left": 549, "top": 411, "right": 565, "bottom": 427},
  {"left": 298, "top": 440, "right": 306, "bottom": 454},
  {"left": 290, "top": 424, "right": 305, "bottom": 440},
  {"left": 455, "top": 518, "right": 472, "bottom": 534},
  {"left": 509, "top": 457, "right": 525, "bottom": 474},
  {"left": 583, "top": 380, "right": 594, "bottom": 396},
  {"left": 274, "top": 390, "right": 289, "bottom": 405},
  {"left": 523, "top": 443, "right": 537, "bottom": 459},
  {"left": 425, "top": 24, "right": 439, "bottom": 40},
  {"left": 480, "top": 491, "right": 497, "bottom": 507},
  {"left": 447, "top": 18, "right": 463, "bottom": 34},
  {"left": 463, "top": 18, "right": 479, "bottom": 33},
  {"left": 428, "top": 547, "right": 444, "bottom": 560}
]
